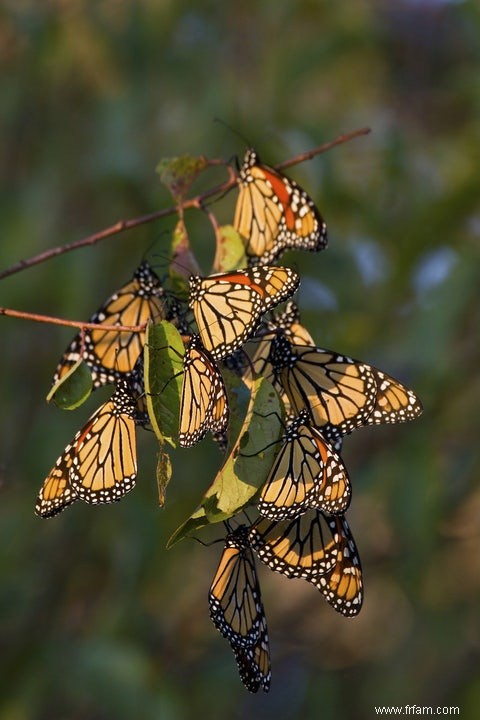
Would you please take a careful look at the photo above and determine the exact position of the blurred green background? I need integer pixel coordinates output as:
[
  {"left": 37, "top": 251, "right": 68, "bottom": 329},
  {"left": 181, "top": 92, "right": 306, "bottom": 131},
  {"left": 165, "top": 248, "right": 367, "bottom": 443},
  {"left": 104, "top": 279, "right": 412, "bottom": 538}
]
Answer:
[{"left": 1, "top": 1, "right": 479, "bottom": 718}]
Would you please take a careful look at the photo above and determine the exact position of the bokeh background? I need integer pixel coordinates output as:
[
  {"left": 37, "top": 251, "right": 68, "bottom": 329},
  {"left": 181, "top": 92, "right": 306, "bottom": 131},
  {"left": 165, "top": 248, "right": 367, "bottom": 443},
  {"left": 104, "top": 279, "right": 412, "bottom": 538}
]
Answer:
[{"left": 1, "top": 1, "right": 479, "bottom": 718}]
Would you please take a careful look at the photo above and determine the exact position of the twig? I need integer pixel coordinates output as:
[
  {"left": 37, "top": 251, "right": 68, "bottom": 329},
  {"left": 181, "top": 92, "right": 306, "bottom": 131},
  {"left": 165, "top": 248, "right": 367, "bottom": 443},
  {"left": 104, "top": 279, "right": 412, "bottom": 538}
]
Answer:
[
  {"left": 276, "top": 126, "right": 371, "bottom": 172},
  {"left": 0, "top": 306, "right": 146, "bottom": 333},
  {"left": 0, "top": 127, "right": 370, "bottom": 282},
  {"left": 0, "top": 213, "right": 172, "bottom": 282}
]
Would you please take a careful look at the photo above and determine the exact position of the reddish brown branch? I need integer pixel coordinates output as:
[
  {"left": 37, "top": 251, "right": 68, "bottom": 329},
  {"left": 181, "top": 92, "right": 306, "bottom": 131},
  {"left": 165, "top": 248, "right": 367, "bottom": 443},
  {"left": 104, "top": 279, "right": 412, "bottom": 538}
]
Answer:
[
  {"left": 0, "top": 127, "right": 370, "bottom": 282},
  {"left": 0, "top": 212, "right": 171, "bottom": 282},
  {"left": 0, "top": 306, "right": 146, "bottom": 333},
  {"left": 276, "top": 126, "right": 371, "bottom": 172}
]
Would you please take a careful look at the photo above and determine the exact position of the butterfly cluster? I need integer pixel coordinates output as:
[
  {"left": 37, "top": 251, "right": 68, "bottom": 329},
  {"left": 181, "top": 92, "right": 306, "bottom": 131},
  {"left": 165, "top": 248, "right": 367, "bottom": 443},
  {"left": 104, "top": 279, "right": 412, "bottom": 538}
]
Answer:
[{"left": 36, "top": 148, "right": 423, "bottom": 694}]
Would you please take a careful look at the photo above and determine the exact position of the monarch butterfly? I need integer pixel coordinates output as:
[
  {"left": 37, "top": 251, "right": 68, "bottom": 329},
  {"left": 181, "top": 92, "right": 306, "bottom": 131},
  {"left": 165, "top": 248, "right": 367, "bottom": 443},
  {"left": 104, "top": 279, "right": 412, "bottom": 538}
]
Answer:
[
  {"left": 179, "top": 335, "right": 229, "bottom": 447},
  {"left": 189, "top": 265, "right": 300, "bottom": 360},
  {"left": 249, "top": 510, "right": 363, "bottom": 617},
  {"left": 258, "top": 333, "right": 422, "bottom": 441},
  {"left": 233, "top": 148, "right": 328, "bottom": 264},
  {"left": 209, "top": 524, "right": 271, "bottom": 693},
  {"left": 258, "top": 409, "right": 351, "bottom": 520},
  {"left": 51, "top": 260, "right": 167, "bottom": 389},
  {"left": 35, "top": 380, "right": 139, "bottom": 517}
]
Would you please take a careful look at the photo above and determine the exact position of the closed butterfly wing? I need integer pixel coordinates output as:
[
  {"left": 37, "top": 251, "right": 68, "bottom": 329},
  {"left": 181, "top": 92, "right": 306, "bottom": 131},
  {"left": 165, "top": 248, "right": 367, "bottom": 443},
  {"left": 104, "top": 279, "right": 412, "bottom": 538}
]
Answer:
[
  {"left": 234, "top": 149, "right": 328, "bottom": 264},
  {"left": 179, "top": 335, "right": 229, "bottom": 447},
  {"left": 232, "top": 619, "right": 270, "bottom": 694},
  {"left": 309, "top": 422, "right": 351, "bottom": 514},
  {"left": 189, "top": 266, "right": 300, "bottom": 359},
  {"left": 209, "top": 525, "right": 271, "bottom": 693},
  {"left": 70, "top": 381, "right": 138, "bottom": 504},
  {"left": 258, "top": 410, "right": 351, "bottom": 520},
  {"left": 313, "top": 514, "right": 363, "bottom": 617},
  {"left": 319, "top": 366, "right": 423, "bottom": 445},
  {"left": 35, "top": 444, "right": 78, "bottom": 518},
  {"left": 52, "top": 261, "right": 166, "bottom": 389}
]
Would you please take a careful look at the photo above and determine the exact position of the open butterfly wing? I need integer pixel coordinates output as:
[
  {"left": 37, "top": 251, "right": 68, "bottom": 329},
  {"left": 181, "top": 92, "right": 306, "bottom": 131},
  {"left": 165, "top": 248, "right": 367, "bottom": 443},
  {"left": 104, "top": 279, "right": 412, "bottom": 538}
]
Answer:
[
  {"left": 249, "top": 510, "right": 339, "bottom": 582},
  {"left": 272, "top": 338, "right": 378, "bottom": 433},
  {"left": 250, "top": 510, "right": 362, "bottom": 617}
]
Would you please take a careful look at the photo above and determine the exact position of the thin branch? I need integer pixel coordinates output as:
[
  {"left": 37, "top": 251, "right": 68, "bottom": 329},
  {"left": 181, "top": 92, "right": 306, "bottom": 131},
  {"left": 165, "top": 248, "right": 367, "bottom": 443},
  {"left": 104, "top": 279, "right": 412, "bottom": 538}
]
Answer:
[
  {"left": 0, "top": 127, "right": 370, "bottom": 282},
  {"left": 0, "top": 306, "right": 146, "bottom": 333},
  {"left": 276, "top": 126, "right": 371, "bottom": 172},
  {"left": 0, "top": 212, "right": 174, "bottom": 282}
]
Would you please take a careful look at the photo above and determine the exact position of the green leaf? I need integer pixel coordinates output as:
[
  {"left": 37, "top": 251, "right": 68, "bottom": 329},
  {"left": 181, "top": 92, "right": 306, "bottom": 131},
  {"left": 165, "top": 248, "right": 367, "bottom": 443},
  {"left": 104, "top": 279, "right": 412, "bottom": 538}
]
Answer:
[
  {"left": 156, "top": 154, "right": 209, "bottom": 203},
  {"left": 212, "top": 225, "right": 247, "bottom": 273},
  {"left": 45, "top": 359, "right": 92, "bottom": 410},
  {"left": 167, "top": 374, "right": 283, "bottom": 547},
  {"left": 144, "top": 321, "right": 184, "bottom": 448},
  {"left": 156, "top": 444, "right": 173, "bottom": 507}
]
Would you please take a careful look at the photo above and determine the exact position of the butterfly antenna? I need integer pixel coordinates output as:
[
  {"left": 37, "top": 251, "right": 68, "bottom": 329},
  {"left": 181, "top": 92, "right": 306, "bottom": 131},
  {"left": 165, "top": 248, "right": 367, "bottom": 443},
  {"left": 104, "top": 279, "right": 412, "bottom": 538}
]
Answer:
[{"left": 212, "top": 118, "right": 253, "bottom": 160}]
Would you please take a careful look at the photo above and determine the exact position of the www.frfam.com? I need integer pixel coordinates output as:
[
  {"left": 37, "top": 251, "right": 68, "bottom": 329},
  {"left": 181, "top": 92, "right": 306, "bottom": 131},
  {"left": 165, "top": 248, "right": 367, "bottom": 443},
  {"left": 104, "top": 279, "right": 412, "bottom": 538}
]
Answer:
[{"left": 375, "top": 707, "right": 459, "bottom": 716}]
